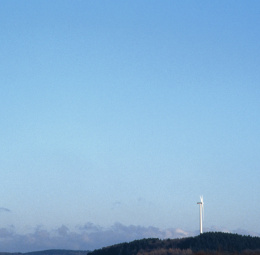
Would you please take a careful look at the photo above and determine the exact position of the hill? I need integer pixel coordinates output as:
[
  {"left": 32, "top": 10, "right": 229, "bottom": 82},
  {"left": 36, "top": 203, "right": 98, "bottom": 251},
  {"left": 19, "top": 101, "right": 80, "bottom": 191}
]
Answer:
[
  {"left": 25, "top": 250, "right": 89, "bottom": 255},
  {"left": 0, "top": 250, "right": 89, "bottom": 255},
  {"left": 88, "top": 232, "right": 260, "bottom": 255}
]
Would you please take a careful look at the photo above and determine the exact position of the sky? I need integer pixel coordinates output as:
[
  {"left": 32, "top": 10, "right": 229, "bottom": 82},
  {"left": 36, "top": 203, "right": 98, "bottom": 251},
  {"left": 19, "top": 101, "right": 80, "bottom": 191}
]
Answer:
[{"left": 1, "top": 0, "right": 260, "bottom": 252}]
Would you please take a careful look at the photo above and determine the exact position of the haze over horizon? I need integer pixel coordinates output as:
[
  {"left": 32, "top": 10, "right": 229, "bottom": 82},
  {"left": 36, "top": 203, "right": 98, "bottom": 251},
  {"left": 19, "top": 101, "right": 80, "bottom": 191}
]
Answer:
[{"left": 1, "top": 0, "right": 259, "bottom": 252}]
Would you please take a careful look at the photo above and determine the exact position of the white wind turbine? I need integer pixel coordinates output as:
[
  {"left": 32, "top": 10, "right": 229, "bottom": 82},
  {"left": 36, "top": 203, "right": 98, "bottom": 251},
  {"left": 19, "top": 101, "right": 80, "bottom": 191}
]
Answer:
[{"left": 197, "top": 196, "right": 204, "bottom": 234}]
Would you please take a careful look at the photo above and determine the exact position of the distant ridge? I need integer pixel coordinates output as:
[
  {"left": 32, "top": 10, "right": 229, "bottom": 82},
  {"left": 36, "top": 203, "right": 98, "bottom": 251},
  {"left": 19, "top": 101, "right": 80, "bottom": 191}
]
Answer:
[
  {"left": 0, "top": 250, "right": 89, "bottom": 255},
  {"left": 25, "top": 250, "right": 89, "bottom": 255}
]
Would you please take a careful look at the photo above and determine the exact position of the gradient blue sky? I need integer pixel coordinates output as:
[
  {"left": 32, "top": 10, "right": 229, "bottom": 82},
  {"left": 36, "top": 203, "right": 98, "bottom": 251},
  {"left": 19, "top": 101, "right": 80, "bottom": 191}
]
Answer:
[{"left": 1, "top": 0, "right": 260, "bottom": 251}]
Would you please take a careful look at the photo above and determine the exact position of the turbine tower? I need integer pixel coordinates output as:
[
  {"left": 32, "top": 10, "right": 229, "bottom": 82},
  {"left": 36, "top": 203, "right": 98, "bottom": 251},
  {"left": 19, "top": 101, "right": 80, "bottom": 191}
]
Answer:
[{"left": 197, "top": 196, "right": 204, "bottom": 234}]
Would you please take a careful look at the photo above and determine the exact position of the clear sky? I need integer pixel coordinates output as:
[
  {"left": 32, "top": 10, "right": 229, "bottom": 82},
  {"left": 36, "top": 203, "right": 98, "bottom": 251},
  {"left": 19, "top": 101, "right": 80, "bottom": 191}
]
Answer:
[{"left": 1, "top": 0, "right": 260, "bottom": 252}]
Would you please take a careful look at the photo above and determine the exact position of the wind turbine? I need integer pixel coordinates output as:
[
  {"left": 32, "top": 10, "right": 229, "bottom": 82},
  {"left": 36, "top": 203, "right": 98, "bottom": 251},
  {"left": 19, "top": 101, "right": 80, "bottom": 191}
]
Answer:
[{"left": 197, "top": 196, "right": 204, "bottom": 234}]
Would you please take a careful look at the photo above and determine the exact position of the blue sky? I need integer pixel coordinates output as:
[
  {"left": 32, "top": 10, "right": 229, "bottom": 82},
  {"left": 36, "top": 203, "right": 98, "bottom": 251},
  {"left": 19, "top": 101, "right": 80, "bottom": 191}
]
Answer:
[{"left": 0, "top": 0, "right": 260, "bottom": 252}]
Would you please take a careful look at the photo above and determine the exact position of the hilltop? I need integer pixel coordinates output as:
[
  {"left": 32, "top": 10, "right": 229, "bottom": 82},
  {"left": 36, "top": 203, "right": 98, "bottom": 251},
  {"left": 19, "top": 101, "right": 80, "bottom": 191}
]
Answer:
[{"left": 88, "top": 232, "right": 260, "bottom": 255}]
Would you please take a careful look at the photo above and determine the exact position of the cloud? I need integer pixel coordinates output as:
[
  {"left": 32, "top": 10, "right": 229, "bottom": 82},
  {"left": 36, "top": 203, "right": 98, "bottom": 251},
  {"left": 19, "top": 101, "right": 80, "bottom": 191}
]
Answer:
[
  {"left": 0, "top": 223, "right": 259, "bottom": 253},
  {"left": 0, "top": 223, "right": 191, "bottom": 252},
  {"left": 79, "top": 222, "right": 102, "bottom": 232},
  {"left": 57, "top": 225, "right": 69, "bottom": 236}
]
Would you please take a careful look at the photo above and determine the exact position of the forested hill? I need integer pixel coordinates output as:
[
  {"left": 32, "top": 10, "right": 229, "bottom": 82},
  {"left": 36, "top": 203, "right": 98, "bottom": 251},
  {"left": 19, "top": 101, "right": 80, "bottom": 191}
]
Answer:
[{"left": 89, "top": 232, "right": 260, "bottom": 255}]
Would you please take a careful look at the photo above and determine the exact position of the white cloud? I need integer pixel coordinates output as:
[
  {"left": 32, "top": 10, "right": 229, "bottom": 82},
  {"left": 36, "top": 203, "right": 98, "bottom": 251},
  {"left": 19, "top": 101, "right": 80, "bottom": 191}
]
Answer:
[{"left": 175, "top": 228, "right": 189, "bottom": 236}]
